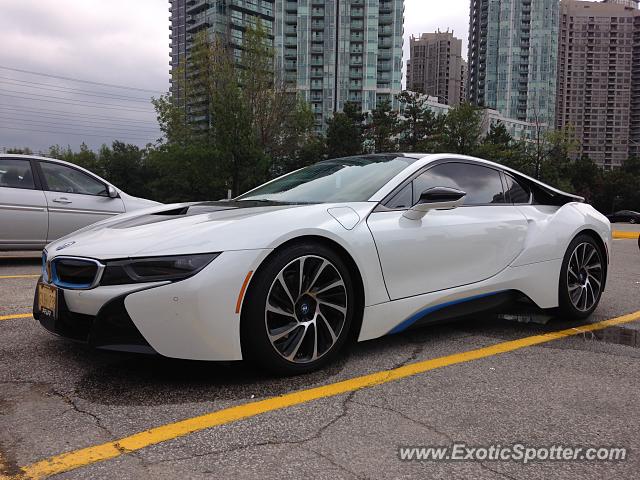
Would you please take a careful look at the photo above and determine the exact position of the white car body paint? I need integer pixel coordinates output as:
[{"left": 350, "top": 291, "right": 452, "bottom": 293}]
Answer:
[{"left": 38, "top": 154, "right": 612, "bottom": 362}]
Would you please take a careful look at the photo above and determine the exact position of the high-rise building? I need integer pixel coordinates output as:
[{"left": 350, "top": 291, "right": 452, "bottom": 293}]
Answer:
[
  {"left": 275, "top": 0, "right": 404, "bottom": 130},
  {"left": 406, "top": 31, "right": 464, "bottom": 106},
  {"left": 556, "top": 0, "right": 640, "bottom": 168},
  {"left": 169, "top": 1, "right": 276, "bottom": 120},
  {"left": 467, "top": 0, "right": 560, "bottom": 127},
  {"left": 460, "top": 59, "right": 468, "bottom": 103},
  {"left": 631, "top": 8, "right": 640, "bottom": 158}
]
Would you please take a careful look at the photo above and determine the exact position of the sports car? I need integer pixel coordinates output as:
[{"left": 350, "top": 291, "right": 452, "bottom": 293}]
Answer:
[{"left": 34, "top": 154, "right": 611, "bottom": 374}]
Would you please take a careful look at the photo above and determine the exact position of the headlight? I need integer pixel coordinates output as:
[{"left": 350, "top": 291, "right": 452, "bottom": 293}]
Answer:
[{"left": 100, "top": 253, "right": 220, "bottom": 285}]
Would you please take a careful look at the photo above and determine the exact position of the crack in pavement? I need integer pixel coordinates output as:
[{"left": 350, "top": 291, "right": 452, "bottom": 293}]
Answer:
[
  {"left": 351, "top": 399, "right": 521, "bottom": 480},
  {"left": 48, "top": 387, "right": 115, "bottom": 440},
  {"left": 143, "top": 391, "right": 359, "bottom": 470},
  {"left": 305, "top": 446, "right": 367, "bottom": 480}
]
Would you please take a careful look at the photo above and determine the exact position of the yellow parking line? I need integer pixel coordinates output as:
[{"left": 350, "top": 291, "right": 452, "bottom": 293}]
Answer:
[
  {"left": 612, "top": 230, "right": 640, "bottom": 239},
  {"left": 0, "top": 275, "right": 40, "bottom": 280},
  {"left": 0, "top": 313, "right": 32, "bottom": 321},
  {"left": 14, "top": 309, "right": 640, "bottom": 480}
]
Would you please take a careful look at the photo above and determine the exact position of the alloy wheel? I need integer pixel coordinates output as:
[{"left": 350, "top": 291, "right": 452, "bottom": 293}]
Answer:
[
  {"left": 265, "top": 255, "right": 347, "bottom": 363},
  {"left": 567, "top": 242, "right": 603, "bottom": 312}
]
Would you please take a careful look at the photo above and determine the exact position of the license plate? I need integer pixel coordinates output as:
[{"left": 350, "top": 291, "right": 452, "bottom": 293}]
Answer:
[{"left": 38, "top": 283, "right": 58, "bottom": 320}]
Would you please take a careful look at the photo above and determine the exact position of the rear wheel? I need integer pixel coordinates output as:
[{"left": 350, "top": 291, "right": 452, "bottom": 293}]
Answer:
[
  {"left": 241, "top": 243, "right": 355, "bottom": 375},
  {"left": 558, "top": 234, "right": 605, "bottom": 320}
]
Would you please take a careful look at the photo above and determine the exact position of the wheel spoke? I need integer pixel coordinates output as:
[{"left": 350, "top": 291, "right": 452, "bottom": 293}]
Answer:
[
  {"left": 307, "top": 259, "right": 329, "bottom": 292},
  {"left": 311, "top": 323, "right": 318, "bottom": 360},
  {"left": 285, "top": 324, "right": 308, "bottom": 361},
  {"left": 314, "top": 279, "right": 344, "bottom": 295},
  {"left": 320, "top": 314, "right": 338, "bottom": 343},
  {"left": 568, "top": 283, "right": 581, "bottom": 292},
  {"left": 267, "top": 303, "right": 296, "bottom": 318},
  {"left": 298, "top": 257, "right": 305, "bottom": 297},
  {"left": 568, "top": 265, "right": 579, "bottom": 279},
  {"left": 584, "top": 247, "right": 596, "bottom": 266},
  {"left": 269, "top": 323, "right": 300, "bottom": 342},
  {"left": 585, "top": 263, "right": 601, "bottom": 272},
  {"left": 277, "top": 272, "right": 296, "bottom": 306},
  {"left": 586, "top": 282, "right": 596, "bottom": 308},
  {"left": 588, "top": 274, "right": 601, "bottom": 288},
  {"left": 318, "top": 299, "right": 346, "bottom": 314}
]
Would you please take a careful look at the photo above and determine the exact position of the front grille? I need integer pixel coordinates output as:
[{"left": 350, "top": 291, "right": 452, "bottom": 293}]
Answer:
[{"left": 51, "top": 257, "right": 102, "bottom": 289}]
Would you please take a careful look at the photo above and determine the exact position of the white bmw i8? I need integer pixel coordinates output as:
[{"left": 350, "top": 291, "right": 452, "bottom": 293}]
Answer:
[{"left": 34, "top": 154, "right": 611, "bottom": 374}]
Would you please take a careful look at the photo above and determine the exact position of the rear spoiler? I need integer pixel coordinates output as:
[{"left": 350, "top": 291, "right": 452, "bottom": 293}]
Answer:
[{"left": 506, "top": 169, "right": 585, "bottom": 206}]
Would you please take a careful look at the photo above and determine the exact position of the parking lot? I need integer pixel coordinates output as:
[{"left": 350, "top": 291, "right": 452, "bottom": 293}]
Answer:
[{"left": 0, "top": 227, "right": 639, "bottom": 480}]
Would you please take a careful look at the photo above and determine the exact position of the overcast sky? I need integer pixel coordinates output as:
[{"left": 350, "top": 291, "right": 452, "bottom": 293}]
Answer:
[{"left": 0, "top": 0, "right": 470, "bottom": 153}]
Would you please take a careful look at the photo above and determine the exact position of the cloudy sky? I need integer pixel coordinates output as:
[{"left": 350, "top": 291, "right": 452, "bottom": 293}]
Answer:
[{"left": 0, "top": 0, "right": 470, "bottom": 153}]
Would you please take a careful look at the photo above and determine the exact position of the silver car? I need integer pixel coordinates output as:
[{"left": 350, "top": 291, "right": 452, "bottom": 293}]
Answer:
[{"left": 0, "top": 154, "right": 158, "bottom": 250}]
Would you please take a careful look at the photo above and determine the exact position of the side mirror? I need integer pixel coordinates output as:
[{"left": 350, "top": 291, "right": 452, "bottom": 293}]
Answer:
[
  {"left": 403, "top": 187, "right": 466, "bottom": 220},
  {"left": 107, "top": 185, "right": 119, "bottom": 199}
]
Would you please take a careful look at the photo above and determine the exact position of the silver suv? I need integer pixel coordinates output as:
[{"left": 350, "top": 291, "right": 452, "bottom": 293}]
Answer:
[{"left": 0, "top": 154, "right": 159, "bottom": 250}]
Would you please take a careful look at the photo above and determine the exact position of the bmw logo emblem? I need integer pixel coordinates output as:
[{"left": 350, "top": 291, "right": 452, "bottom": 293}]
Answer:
[
  {"left": 301, "top": 303, "right": 310, "bottom": 315},
  {"left": 56, "top": 241, "right": 76, "bottom": 251}
]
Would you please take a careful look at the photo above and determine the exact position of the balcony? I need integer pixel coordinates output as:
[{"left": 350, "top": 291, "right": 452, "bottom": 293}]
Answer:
[
  {"left": 350, "top": 8, "right": 364, "bottom": 18},
  {"left": 186, "top": 0, "right": 209, "bottom": 15},
  {"left": 379, "top": 14, "right": 393, "bottom": 24},
  {"left": 186, "top": 17, "right": 210, "bottom": 33}
]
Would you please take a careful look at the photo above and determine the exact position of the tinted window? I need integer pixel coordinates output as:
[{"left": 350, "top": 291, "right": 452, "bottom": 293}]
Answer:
[
  {"left": 386, "top": 183, "right": 413, "bottom": 209},
  {"left": 503, "top": 173, "right": 530, "bottom": 204},
  {"left": 237, "top": 155, "right": 415, "bottom": 203},
  {"left": 40, "top": 162, "right": 107, "bottom": 196},
  {"left": 0, "top": 159, "right": 35, "bottom": 190},
  {"left": 412, "top": 163, "right": 506, "bottom": 206}
]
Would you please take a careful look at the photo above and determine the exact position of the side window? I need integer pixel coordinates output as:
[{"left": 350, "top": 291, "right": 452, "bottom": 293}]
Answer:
[
  {"left": 412, "top": 163, "right": 506, "bottom": 206},
  {"left": 386, "top": 182, "right": 413, "bottom": 209},
  {"left": 0, "top": 159, "right": 35, "bottom": 190},
  {"left": 40, "top": 162, "right": 107, "bottom": 196},
  {"left": 503, "top": 173, "right": 531, "bottom": 204}
]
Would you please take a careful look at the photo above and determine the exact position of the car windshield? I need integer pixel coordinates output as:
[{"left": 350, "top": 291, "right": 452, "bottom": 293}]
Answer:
[{"left": 236, "top": 155, "right": 416, "bottom": 204}]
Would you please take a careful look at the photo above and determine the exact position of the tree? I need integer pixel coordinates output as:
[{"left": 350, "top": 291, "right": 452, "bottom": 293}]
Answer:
[
  {"left": 325, "top": 102, "right": 364, "bottom": 158},
  {"left": 396, "top": 91, "right": 439, "bottom": 152},
  {"left": 151, "top": 24, "right": 319, "bottom": 197},
  {"left": 364, "top": 100, "right": 399, "bottom": 153},
  {"left": 440, "top": 103, "right": 483, "bottom": 155}
]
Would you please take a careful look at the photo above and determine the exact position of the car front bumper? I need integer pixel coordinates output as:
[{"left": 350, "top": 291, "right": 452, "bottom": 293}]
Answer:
[{"left": 34, "top": 249, "right": 272, "bottom": 361}]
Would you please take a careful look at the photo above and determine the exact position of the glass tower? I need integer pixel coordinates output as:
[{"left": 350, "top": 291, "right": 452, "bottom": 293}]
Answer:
[
  {"left": 169, "top": 0, "right": 276, "bottom": 121},
  {"left": 468, "top": 0, "right": 559, "bottom": 127},
  {"left": 275, "top": 0, "right": 404, "bottom": 131}
]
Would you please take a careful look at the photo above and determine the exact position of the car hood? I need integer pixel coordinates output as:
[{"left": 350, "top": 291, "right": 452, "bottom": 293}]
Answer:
[{"left": 46, "top": 200, "right": 376, "bottom": 259}]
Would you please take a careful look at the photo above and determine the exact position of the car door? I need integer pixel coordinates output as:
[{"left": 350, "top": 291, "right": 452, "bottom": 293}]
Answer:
[
  {"left": 367, "top": 161, "right": 529, "bottom": 300},
  {"left": 37, "top": 161, "right": 125, "bottom": 241},
  {"left": 0, "top": 157, "right": 48, "bottom": 248}
]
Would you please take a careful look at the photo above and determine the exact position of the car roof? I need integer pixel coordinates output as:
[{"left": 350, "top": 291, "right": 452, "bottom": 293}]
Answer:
[
  {"left": 369, "top": 153, "right": 584, "bottom": 204},
  {"left": 1, "top": 153, "right": 113, "bottom": 187}
]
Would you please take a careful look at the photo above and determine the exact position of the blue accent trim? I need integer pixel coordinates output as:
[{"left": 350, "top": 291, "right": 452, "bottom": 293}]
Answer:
[
  {"left": 387, "top": 291, "right": 507, "bottom": 335},
  {"left": 50, "top": 260, "right": 93, "bottom": 290}
]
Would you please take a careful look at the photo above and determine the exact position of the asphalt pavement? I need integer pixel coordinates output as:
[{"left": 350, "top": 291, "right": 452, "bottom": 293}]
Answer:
[{"left": 0, "top": 229, "right": 639, "bottom": 479}]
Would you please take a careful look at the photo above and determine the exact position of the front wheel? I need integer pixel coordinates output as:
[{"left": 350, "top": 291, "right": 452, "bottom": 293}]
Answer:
[
  {"left": 558, "top": 234, "right": 605, "bottom": 320},
  {"left": 241, "top": 243, "right": 356, "bottom": 375}
]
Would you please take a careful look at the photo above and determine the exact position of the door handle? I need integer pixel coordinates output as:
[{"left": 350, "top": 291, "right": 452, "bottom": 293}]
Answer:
[{"left": 52, "top": 197, "right": 72, "bottom": 204}]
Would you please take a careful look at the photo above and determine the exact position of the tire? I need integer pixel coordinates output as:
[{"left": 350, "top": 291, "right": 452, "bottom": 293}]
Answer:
[
  {"left": 241, "top": 242, "right": 356, "bottom": 375},
  {"left": 558, "top": 234, "right": 605, "bottom": 320}
]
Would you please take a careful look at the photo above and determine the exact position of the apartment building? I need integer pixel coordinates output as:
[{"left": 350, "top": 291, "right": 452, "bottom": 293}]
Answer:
[
  {"left": 556, "top": 0, "right": 640, "bottom": 167},
  {"left": 275, "top": 0, "right": 404, "bottom": 130},
  {"left": 467, "top": 0, "right": 560, "bottom": 127},
  {"left": 406, "top": 31, "right": 464, "bottom": 106}
]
